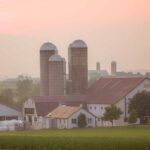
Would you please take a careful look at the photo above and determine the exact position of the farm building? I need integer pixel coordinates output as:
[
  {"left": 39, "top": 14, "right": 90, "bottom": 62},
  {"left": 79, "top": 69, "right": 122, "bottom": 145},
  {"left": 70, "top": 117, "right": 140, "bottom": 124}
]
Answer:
[
  {"left": 23, "top": 77, "right": 150, "bottom": 129},
  {"left": 46, "top": 105, "right": 96, "bottom": 129},
  {"left": 86, "top": 77, "right": 150, "bottom": 126},
  {"left": 23, "top": 95, "right": 87, "bottom": 129},
  {"left": 0, "top": 103, "right": 22, "bottom": 121}
]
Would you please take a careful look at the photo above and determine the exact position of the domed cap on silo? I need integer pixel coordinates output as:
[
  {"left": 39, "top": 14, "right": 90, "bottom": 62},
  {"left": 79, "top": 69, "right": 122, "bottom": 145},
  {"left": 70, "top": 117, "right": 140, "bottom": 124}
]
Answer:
[
  {"left": 111, "top": 61, "right": 116, "bottom": 64},
  {"left": 49, "top": 54, "right": 65, "bottom": 62},
  {"left": 70, "top": 40, "right": 87, "bottom": 48},
  {"left": 40, "top": 42, "right": 58, "bottom": 53}
]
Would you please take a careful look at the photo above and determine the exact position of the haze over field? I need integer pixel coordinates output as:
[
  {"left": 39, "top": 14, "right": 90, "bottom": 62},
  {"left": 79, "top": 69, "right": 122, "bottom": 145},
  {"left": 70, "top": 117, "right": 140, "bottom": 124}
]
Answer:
[{"left": 0, "top": 0, "right": 150, "bottom": 77}]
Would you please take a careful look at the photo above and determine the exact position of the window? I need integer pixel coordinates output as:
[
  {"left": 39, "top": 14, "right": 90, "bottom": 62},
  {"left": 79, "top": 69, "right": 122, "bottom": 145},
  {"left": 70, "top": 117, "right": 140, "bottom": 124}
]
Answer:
[
  {"left": 71, "top": 119, "right": 77, "bottom": 124},
  {"left": 88, "top": 118, "right": 92, "bottom": 124},
  {"left": 34, "top": 117, "right": 37, "bottom": 122},
  {"left": 24, "top": 108, "right": 34, "bottom": 114}
]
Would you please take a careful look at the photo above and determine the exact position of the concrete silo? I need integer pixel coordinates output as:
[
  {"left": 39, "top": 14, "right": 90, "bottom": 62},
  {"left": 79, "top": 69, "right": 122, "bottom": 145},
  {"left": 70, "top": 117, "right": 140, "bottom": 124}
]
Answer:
[
  {"left": 40, "top": 42, "right": 58, "bottom": 96},
  {"left": 68, "top": 40, "right": 88, "bottom": 94},
  {"left": 111, "top": 61, "right": 117, "bottom": 76},
  {"left": 48, "top": 54, "right": 66, "bottom": 96}
]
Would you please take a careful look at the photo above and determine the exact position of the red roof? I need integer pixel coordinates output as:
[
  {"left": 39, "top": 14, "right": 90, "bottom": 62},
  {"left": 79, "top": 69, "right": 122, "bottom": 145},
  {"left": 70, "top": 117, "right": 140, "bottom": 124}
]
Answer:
[
  {"left": 31, "top": 77, "right": 149, "bottom": 116},
  {"left": 86, "top": 77, "right": 149, "bottom": 104},
  {"left": 31, "top": 95, "right": 87, "bottom": 116}
]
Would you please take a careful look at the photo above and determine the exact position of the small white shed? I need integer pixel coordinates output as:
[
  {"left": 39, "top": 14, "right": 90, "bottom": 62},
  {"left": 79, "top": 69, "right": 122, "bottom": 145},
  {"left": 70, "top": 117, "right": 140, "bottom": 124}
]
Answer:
[{"left": 46, "top": 105, "right": 96, "bottom": 129}]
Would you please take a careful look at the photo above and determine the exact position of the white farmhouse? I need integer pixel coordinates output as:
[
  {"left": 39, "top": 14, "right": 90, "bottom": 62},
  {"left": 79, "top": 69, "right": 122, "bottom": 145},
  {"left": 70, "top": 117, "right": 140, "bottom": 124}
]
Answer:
[{"left": 46, "top": 105, "right": 96, "bottom": 129}]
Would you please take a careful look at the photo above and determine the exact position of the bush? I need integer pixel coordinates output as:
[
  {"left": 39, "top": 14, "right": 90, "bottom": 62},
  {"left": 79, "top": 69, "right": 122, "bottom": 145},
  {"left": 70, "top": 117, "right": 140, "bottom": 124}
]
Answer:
[
  {"left": 77, "top": 113, "right": 87, "bottom": 128},
  {"left": 128, "top": 110, "right": 137, "bottom": 124}
]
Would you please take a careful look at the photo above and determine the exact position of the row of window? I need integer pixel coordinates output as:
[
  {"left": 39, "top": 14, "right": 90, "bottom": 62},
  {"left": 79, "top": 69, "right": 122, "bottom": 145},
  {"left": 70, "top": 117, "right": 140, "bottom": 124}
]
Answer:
[
  {"left": 0, "top": 116, "right": 18, "bottom": 121},
  {"left": 89, "top": 106, "right": 104, "bottom": 110},
  {"left": 24, "top": 108, "right": 35, "bottom": 114}
]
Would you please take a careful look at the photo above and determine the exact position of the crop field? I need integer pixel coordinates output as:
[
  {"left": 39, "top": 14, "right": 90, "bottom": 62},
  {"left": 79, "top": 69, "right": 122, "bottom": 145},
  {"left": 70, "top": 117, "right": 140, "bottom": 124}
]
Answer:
[{"left": 0, "top": 126, "right": 150, "bottom": 150}]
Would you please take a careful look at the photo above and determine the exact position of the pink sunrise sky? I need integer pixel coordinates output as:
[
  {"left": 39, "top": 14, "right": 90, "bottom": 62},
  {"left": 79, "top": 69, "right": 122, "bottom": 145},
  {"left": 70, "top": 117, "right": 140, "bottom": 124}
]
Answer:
[{"left": 0, "top": 0, "right": 150, "bottom": 77}]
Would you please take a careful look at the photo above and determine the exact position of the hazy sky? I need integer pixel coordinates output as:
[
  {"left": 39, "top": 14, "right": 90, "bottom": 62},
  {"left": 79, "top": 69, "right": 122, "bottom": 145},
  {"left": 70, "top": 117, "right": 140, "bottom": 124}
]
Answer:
[{"left": 0, "top": 0, "right": 150, "bottom": 77}]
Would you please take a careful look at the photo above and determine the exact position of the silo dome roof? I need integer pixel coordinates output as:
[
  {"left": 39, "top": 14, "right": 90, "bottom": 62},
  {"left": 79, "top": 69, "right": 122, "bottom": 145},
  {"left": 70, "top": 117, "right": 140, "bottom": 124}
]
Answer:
[
  {"left": 49, "top": 54, "right": 65, "bottom": 62},
  {"left": 111, "top": 61, "right": 116, "bottom": 64},
  {"left": 70, "top": 40, "right": 87, "bottom": 48},
  {"left": 40, "top": 42, "right": 58, "bottom": 52}
]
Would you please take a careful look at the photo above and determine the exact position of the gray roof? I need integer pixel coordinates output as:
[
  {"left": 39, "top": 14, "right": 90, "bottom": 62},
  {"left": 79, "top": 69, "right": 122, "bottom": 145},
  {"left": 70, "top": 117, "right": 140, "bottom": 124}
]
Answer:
[
  {"left": 70, "top": 40, "right": 87, "bottom": 48},
  {"left": 49, "top": 54, "right": 65, "bottom": 62},
  {"left": 40, "top": 42, "right": 58, "bottom": 52}
]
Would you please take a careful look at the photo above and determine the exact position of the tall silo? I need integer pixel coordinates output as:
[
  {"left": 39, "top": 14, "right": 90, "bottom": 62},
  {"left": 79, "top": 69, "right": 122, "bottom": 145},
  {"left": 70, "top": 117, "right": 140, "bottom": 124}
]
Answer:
[
  {"left": 111, "top": 61, "right": 117, "bottom": 76},
  {"left": 96, "top": 62, "right": 101, "bottom": 72},
  {"left": 40, "top": 42, "right": 58, "bottom": 96},
  {"left": 48, "top": 54, "right": 66, "bottom": 96},
  {"left": 68, "top": 40, "right": 88, "bottom": 94}
]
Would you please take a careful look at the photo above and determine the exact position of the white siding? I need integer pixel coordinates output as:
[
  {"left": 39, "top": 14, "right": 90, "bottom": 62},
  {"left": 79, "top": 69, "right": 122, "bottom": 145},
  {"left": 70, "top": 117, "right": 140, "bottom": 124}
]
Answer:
[
  {"left": 87, "top": 104, "right": 109, "bottom": 117},
  {"left": 116, "top": 78, "right": 150, "bottom": 126},
  {"left": 67, "top": 109, "right": 96, "bottom": 129}
]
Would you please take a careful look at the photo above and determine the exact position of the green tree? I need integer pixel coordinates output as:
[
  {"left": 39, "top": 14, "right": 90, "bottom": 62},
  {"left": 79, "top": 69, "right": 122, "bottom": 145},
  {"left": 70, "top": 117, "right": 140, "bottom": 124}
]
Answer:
[
  {"left": 102, "top": 104, "right": 122, "bottom": 126},
  {"left": 129, "top": 91, "right": 150, "bottom": 123},
  {"left": 0, "top": 94, "right": 14, "bottom": 106},
  {"left": 77, "top": 113, "right": 87, "bottom": 128},
  {"left": 16, "top": 76, "right": 40, "bottom": 105},
  {"left": 1, "top": 88, "right": 14, "bottom": 98},
  {"left": 128, "top": 110, "right": 137, "bottom": 124}
]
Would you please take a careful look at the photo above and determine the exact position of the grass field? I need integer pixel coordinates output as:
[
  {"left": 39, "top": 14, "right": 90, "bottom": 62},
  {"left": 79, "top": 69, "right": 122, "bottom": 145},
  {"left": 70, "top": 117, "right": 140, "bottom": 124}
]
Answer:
[{"left": 0, "top": 126, "right": 150, "bottom": 150}]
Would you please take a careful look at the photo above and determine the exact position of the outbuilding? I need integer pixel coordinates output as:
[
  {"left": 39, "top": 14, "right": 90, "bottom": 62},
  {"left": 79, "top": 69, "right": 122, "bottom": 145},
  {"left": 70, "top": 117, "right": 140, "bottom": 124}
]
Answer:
[
  {"left": 46, "top": 105, "right": 96, "bottom": 129},
  {"left": 0, "top": 103, "right": 22, "bottom": 121}
]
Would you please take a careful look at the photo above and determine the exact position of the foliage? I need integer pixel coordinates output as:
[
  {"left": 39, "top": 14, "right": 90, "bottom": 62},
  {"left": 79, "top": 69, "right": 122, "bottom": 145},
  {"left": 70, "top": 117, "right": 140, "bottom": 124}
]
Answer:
[
  {"left": 0, "top": 127, "right": 150, "bottom": 150},
  {"left": 0, "top": 94, "right": 14, "bottom": 106},
  {"left": 102, "top": 104, "right": 122, "bottom": 126},
  {"left": 128, "top": 110, "right": 137, "bottom": 124},
  {"left": 129, "top": 91, "right": 150, "bottom": 123},
  {"left": 77, "top": 113, "right": 87, "bottom": 128},
  {"left": 0, "top": 75, "right": 40, "bottom": 109}
]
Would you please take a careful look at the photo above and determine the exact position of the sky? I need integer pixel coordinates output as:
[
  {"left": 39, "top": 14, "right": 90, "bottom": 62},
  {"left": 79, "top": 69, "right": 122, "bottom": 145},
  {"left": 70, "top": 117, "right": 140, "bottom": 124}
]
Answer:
[{"left": 0, "top": 0, "right": 150, "bottom": 78}]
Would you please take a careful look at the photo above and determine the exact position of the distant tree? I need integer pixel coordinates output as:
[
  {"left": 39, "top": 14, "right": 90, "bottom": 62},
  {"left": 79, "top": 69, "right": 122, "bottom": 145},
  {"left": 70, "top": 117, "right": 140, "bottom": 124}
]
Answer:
[
  {"left": 78, "top": 113, "right": 87, "bottom": 128},
  {"left": 129, "top": 91, "right": 150, "bottom": 123},
  {"left": 102, "top": 104, "right": 122, "bottom": 126},
  {"left": 128, "top": 110, "right": 137, "bottom": 124},
  {"left": 1, "top": 88, "right": 14, "bottom": 98},
  {"left": 16, "top": 78, "right": 33, "bottom": 99},
  {"left": 0, "top": 94, "right": 14, "bottom": 106},
  {"left": 16, "top": 76, "right": 40, "bottom": 103}
]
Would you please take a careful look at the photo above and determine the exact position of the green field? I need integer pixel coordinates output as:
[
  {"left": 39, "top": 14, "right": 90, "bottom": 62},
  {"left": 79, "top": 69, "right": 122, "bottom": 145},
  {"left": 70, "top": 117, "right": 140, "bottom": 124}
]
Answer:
[{"left": 0, "top": 126, "right": 150, "bottom": 150}]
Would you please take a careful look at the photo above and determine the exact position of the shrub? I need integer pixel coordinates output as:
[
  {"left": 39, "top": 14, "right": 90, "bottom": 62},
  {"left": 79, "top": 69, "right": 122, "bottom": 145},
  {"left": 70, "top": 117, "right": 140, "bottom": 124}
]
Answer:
[
  {"left": 77, "top": 113, "right": 87, "bottom": 128},
  {"left": 128, "top": 110, "right": 137, "bottom": 124}
]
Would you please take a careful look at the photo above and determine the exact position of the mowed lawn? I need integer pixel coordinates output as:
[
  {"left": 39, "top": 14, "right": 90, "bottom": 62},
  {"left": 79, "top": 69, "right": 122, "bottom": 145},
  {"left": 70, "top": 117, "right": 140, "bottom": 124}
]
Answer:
[{"left": 0, "top": 126, "right": 150, "bottom": 150}]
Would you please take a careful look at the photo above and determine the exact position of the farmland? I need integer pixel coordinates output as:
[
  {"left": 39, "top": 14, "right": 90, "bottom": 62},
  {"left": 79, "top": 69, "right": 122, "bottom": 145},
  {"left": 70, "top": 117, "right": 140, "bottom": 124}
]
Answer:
[{"left": 0, "top": 126, "right": 150, "bottom": 150}]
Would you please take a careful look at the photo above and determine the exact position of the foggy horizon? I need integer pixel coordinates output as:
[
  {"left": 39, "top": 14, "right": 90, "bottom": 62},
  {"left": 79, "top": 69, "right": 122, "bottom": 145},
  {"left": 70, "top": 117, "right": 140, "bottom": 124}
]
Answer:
[{"left": 0, "top": 0, "right": 150, "bottom": 78}]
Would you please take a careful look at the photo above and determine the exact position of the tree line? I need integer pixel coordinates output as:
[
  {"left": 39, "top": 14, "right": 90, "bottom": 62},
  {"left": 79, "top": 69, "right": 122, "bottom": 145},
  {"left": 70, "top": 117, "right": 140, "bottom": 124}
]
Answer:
[{"left": 0, "top": 75, "right": 40, "bottom": 109}]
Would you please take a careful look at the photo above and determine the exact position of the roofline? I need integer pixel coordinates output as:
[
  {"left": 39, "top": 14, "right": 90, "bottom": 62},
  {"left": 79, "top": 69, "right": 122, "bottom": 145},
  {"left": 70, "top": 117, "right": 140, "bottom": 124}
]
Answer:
[
  {"left": 87, "top": 77, "right": 150, "bottom": 105},
  {"left": 114, "top": 77, "right": 150, "bottom": 104},
  {"left": 46, "top": 107, "right": 96, "bottom": 119}
]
